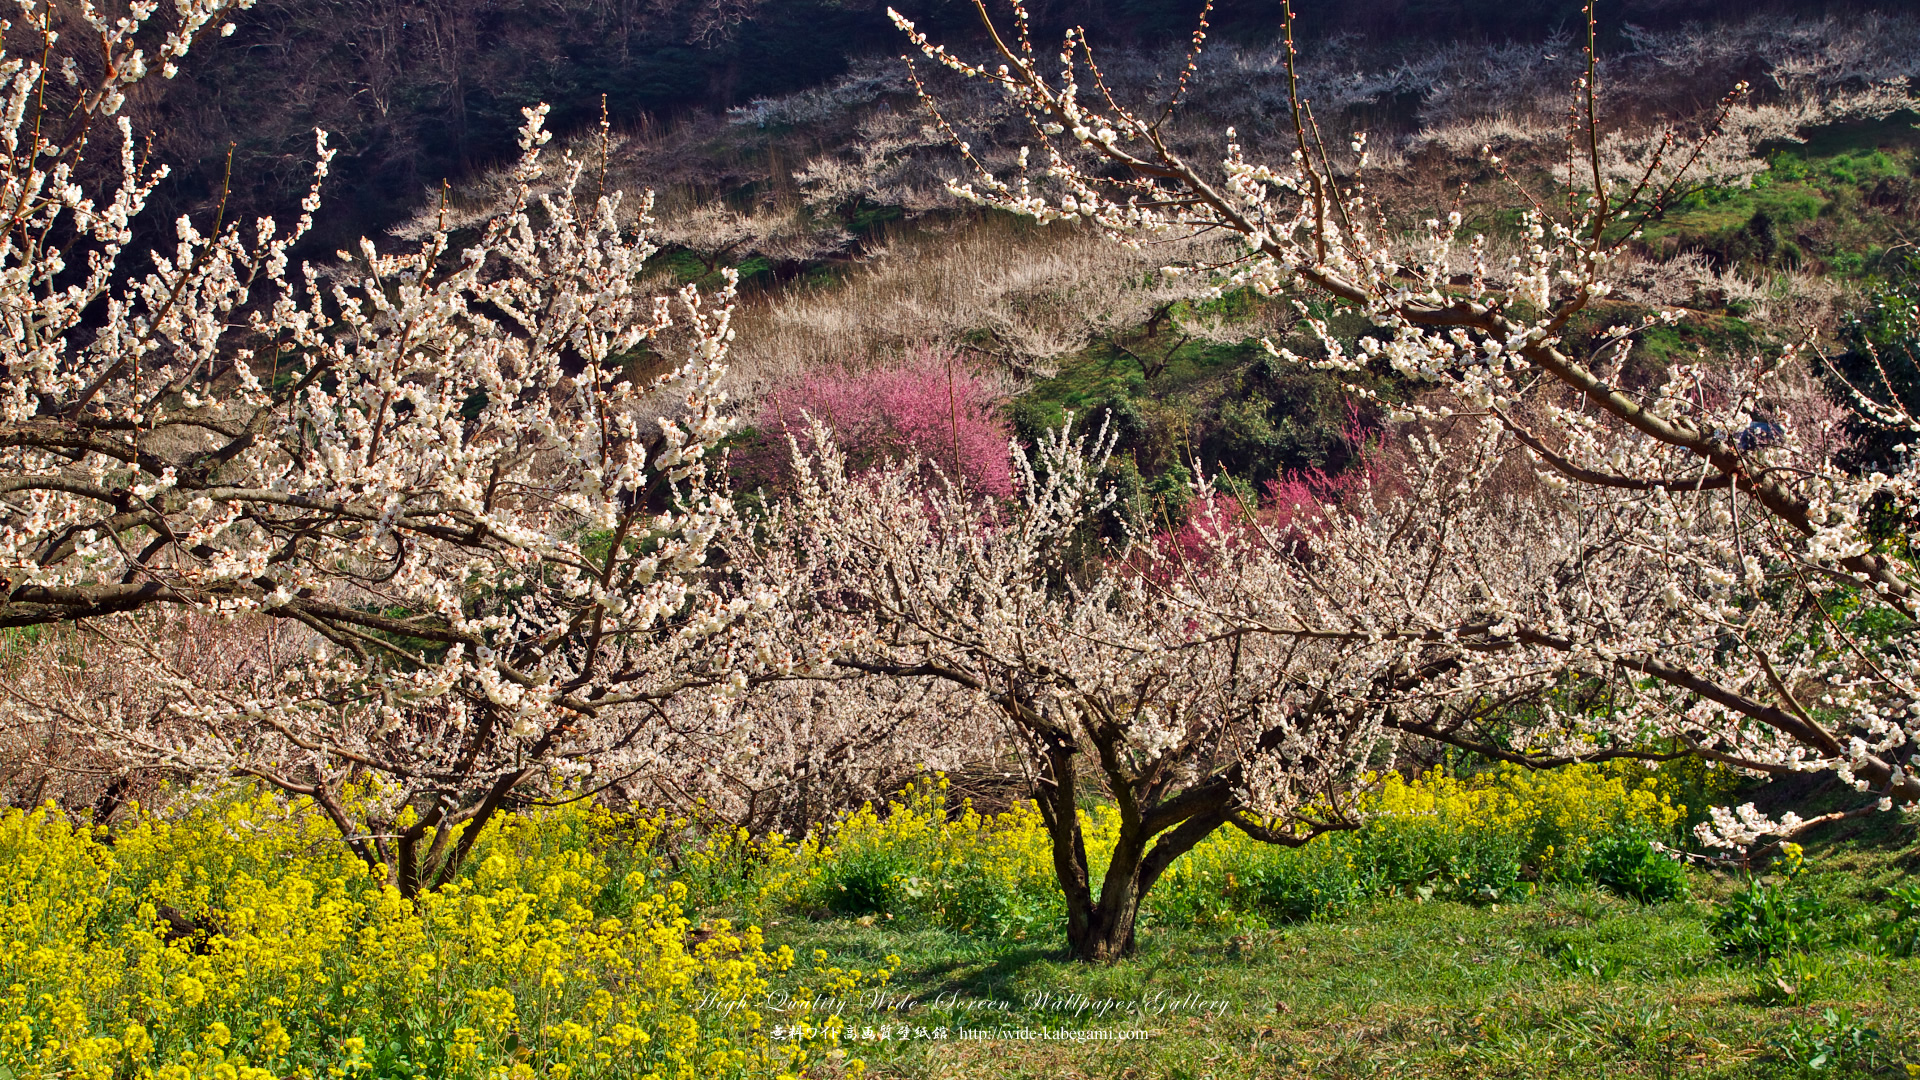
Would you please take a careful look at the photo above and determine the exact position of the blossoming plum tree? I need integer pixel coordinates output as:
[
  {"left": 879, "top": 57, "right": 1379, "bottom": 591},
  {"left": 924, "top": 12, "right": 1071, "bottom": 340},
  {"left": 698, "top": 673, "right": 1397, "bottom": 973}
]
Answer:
[
  {"left": 0, "top": 0, "right": 758, "bottom": 893},
  {"left": 756, "top": 417, "right": 1595, "bottom": 960},
  {"left": 623, "top": 665, "right": 997, "bottom": 837},
  {"left": 861, "top": 0, "right": 1920, "bottom": 914}
]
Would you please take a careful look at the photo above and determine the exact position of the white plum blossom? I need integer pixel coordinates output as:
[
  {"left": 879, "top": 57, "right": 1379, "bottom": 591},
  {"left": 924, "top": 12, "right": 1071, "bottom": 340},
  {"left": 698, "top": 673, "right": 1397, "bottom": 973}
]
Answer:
[
  {"left": 0, "top": 2, "right": 752, "bottom": 894},
  {"left": 886, "top": 0, "right": 1920, "bottom": 865}
]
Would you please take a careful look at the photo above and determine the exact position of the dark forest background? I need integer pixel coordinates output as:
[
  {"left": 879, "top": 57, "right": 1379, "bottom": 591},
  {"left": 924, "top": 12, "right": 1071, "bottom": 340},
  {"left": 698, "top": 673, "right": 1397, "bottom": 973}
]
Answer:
[{"left": 127, "top": 0, "right": 1910, "bottom": 256}]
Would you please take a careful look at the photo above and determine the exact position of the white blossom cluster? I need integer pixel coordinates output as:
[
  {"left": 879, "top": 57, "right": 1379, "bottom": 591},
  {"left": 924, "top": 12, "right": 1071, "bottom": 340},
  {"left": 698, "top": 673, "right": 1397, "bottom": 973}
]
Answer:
[
  {"left": 0, "top": 2, "right": 753, "bottom": 889},
  {"left": 1694, "top": 802, "right": 1806, "bottom": 853},
  {"left": 614, "top": 673, "right": 997, "bottom": 837},
  {"left": 889, "top": 0, "right": 1920, "bottom": 850}
]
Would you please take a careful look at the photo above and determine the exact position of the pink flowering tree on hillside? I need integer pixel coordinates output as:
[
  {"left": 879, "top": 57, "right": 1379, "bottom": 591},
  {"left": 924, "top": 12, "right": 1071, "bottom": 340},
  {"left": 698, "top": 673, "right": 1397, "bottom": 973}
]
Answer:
[
  {"left": 749, "top": 345, "right": 1015, "bottom": 499},
  {"left": 1137, "top": 466, "right": 1358, "bottom": 589}
]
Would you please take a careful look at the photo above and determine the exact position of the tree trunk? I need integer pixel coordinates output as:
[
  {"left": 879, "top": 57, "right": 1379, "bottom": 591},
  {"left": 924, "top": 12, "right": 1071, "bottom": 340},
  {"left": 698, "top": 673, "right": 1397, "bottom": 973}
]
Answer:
[
  {"left": 1068, "top": 896, "right": 1142, "bottom": 962},
  {"left": 1034, "top": 750, "right": 1167, "bottom": 962},
  {"left": 1033, "top": 741, "right": 1239, "bottom": 962},
  {"left": 1066, "top": 841, "right": 1155, "bottom": 962}
]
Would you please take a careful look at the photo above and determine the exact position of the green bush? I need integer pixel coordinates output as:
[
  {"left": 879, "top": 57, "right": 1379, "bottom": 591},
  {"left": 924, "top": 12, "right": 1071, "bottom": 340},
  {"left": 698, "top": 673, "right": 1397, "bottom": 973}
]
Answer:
[
  {"left": 815, "top": 848, "right": 913, "bottom": 917},
  {"left": 1711, "top": 877, "right": 1829, "bottom": 959},
  {"left": 911, "top": 864, "right": 1019, "bottom": 934},
  {"left": 1234, "top": 850, "right": 1361, "bottom": 923},
  {"left": 1585, "top": 832, "right": 1690, "bottom": 904},
  {"left": 1352, "top": 817, "right": 1529, "bottom": 904}
]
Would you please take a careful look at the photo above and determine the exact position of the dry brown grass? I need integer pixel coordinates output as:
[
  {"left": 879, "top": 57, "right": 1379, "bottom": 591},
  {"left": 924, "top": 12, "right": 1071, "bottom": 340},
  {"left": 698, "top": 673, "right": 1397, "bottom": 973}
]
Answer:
[
  {"left": 724, "top": 213, "right": 1243, "bottom": 395},
  {"left": 1605, "top": 250, "right": 1846, "bottom": 329}
]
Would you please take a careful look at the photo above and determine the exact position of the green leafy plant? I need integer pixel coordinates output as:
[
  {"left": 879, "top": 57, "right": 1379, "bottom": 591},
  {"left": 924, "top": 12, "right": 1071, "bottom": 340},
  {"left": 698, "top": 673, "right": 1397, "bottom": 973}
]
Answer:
[
  {"left": 1232, "top": 851, "right": 1361, "bottom": 924},
  {"left": 909, "top": 865, "right": 1022, "bottom": 934},
  {"left": 1710, "top": 850, "right": 1829, "bottom": 960},
  {"left": 815, "top": 849, "right": 913, "bottom": 917},
  {"left": 1550, "top": 940, "right": 1626, "bottom": 980},
  {"left": 1754, "top": 952, "right": 1841, "bottom": 1007},
  {"left": 1355, "top": 818, "right": 1529, "bottom": 905},
  {"left": 1769, "top": 1008, "right": 1892, "bottom": 1073},
  {"left": 1876, "top": 883, "right": 1920, "bottom": 958},
  {"left": 1584, "top": 832, "right": 1690, "bottom": 904}
]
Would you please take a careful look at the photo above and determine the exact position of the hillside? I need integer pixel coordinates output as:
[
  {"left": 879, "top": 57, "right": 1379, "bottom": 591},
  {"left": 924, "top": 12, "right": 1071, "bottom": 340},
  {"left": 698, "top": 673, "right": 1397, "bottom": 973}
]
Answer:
[
  {"left": 81, "top": 0, "right": 1916, "bottom": 257},
  {"left": 367, "top": 7, "right": 1920, "bottom": 506}
]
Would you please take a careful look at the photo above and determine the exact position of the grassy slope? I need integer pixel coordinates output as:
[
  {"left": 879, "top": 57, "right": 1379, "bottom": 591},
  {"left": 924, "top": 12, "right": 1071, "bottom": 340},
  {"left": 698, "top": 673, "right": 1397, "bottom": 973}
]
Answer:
[
  {"left": 733, "top": 805, "right": 1919, "bottom": 1079},
  {"left": 1643, "top": 112, "right": 1920, "bottom": 280}
]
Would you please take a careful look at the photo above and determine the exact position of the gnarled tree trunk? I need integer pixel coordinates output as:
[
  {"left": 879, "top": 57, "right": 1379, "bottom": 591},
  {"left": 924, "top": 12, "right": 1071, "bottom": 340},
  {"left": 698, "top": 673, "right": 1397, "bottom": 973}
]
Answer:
[{"left": 1030, "top": 740, "right": 1245, "bottom": 962}]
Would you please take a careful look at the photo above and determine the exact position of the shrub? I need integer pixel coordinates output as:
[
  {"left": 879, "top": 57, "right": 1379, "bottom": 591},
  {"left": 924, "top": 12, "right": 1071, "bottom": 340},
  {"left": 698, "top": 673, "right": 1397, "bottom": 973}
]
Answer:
[
  {"left": 815, "top": 849, "right": 913, "bottom": 917},
  {"left": 1711, "top": 875, "right": 1830, "bottom": 960},
  {"left": 1585, "top": 832, "right": 1691, "bottom": 904},
  {"left": 1351, "top": 812, "right": 1530, "bottom": 904},
  {"left": 914, "top": 864, "right": 1019, "bottom": 934},
  {"left": 750, "top": 345, "right": 1015, "bottom": 498},
  {"left": 1366, "top": 764, "right": 1687, "bottom": 884},
  {"left": 1232, "top": 851, "right": 1364, "bottom": 923}
]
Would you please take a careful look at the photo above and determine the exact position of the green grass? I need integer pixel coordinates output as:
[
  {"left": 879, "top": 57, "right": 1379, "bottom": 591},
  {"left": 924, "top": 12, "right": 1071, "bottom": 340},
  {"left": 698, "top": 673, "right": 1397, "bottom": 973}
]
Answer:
[
  {"left": 732, "top": 816, "right": 1920, "bottom": 1079},
  {"left": 1640, "top": 112, "right": 1920, "bottom": 281},
  {"left": 1004, "top": 292, "right": 1385, "bottom": 491},
  {"left": 752, "top": 892, "right": 1917, "bottom": 1078},
  {"left": 1652, "top": 180, "right": 1828, "bottom": 238},
  {"left": 1010, "top": 326, "right": 1265, "bottom": 421}
]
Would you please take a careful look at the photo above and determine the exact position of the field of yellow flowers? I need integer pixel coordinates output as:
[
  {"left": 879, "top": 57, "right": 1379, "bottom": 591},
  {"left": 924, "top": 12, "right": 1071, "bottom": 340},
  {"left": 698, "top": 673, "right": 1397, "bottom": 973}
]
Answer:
[
  {"left": 748, "top": 764, "right": 1695, "bottom": 936},
  {"left": 0, "top": 791, "right": 883, "bottom": 1080},
  {"left": 8, "top": 763, "right": 1913, "bottom": 1080}
]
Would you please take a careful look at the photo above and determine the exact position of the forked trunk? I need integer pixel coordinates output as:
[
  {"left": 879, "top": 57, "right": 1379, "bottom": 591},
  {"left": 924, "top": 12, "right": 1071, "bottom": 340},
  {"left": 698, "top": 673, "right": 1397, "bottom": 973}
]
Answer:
[
  {"left": 1065, "top": 872, "right": 1147, "bottom": 962},
  {"left": 1034, "top": 743, "right": 1228, "bottom": 963}
]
